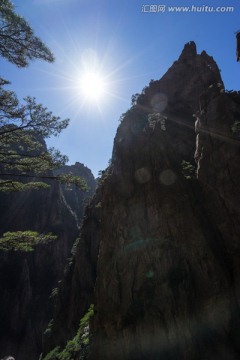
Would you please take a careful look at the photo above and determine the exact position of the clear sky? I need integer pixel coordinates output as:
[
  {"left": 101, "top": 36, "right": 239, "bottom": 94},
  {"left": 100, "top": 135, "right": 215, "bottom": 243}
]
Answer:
[{"left": 1, "top": 0, "right": 239, "bottom": 177}]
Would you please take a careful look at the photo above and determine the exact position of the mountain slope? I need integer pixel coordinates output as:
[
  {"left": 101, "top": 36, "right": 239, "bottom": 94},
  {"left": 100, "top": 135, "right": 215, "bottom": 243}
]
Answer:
[{"left": 43, "top": 42, "right": 240, "bottom": 360}]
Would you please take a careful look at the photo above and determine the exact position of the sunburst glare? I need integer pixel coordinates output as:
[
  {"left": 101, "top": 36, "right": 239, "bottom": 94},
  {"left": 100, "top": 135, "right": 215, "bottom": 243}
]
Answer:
[
  {"left": 34, "top": 21, "right": 160, "bottom": 120},
  {"left": 78, "top": 70, "right": 108, "bottom": 102}
]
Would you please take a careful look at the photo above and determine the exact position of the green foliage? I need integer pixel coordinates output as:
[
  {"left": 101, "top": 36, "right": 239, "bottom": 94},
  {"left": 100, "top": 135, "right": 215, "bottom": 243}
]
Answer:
[
  {"left": 118, "top": 108, "right": 135, "bottom": 123},
  {"left": 41, "top": 347, "right": 61, "bottom": 360},
  {"left": 71, "top": 238, "right": 80, "bottom": 256},
  {"left": 131, "top": 91, "right": 145, "bottom": 107},
  {"left": 148, "top": 113, "right": 167, "bottom": 131},
  {"left": 131, "top": 93, "right": 140, "bottom": 106},
  {"left": 79, "top": 304, "right": 94, "bottom": 334},
  {"left": 42, "top": 305, "right": 94, "bottom": 360},
  {"left": 0, "top": 231, "right": 57, "bottom": 251},
  {"left": 0, "top": 0, "right": 54, "bottom": 67},
  {"left": 0, "top": 85, "right": 87, "bottom": 192},
  {"left": 0, "top": 2, "right": 86, "bottom": 192},
  {"left": 181, "top": 160, "right": 195, "bottom": 179},
  {"left": 50, "top": 287, "right": 59, "bottom": 299},
  {"left": 44, "top": 319, "right": 54, "bottom": 336},
  {"left": 95, "top": 201, "right": 102, "bottom": 209},
  {"left": 97, "top": 167, "right": 111, "bottom": 186},
  {"left": 0, "top": 95, "right": 69, "bottom": 137},
  {"left": 0, "top": 180, "right": 50, "bottom": 192},
  {"left": 0, "top": 95, "right": 69, "bottom": 171},
  {"left": 0, "top": 0, "right": 87, "bottom": 254},
  {"left": 231, "top": 120, "right": 240, "bottom": 136},
  {"left": 57, "top": 174, "right": 88, "bottom": 190}
]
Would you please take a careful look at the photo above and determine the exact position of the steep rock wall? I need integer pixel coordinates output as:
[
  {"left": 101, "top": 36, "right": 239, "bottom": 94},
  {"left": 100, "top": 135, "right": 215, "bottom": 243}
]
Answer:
[
  {"left": 42, "top": 185, "right": 102, "bottom": 353},
  {"left": 43, "top": 42, "right": 240, "bottom": 360},
  {"left": 90, "top": 44, "right": 240, "bottom": 360},
  {"left": 0, "top": 162, "right": 95, "bottom": 360}
]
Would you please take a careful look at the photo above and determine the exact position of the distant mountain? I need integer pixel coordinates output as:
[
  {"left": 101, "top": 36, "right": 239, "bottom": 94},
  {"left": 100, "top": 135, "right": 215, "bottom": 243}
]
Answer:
[{"left": 54, "top": 162, "right": 96, "bottom": 230}]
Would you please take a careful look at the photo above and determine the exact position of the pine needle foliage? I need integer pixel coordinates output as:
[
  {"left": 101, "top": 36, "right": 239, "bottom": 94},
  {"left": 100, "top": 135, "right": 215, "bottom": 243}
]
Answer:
[{"left": 0, "top": 230, "right": 57, "bottom": 251}]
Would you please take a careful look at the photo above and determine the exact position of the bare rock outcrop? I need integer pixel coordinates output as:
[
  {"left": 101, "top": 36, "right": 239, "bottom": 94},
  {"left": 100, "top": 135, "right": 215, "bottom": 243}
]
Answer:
[
  {"left": 89, "top": 43, "right": 240, "bottom": 360},
  {"left": 43, "top": 42, "right": 240, "bottom": 360}
]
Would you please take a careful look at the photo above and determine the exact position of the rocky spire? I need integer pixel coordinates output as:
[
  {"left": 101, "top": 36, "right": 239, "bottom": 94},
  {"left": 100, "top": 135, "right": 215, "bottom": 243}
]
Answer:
[
  {"left": 178, "top": 40, "right": 197, "bottom": 61},
  {"left": 42, "top": 43, "right": 240, "bottom": 360}
]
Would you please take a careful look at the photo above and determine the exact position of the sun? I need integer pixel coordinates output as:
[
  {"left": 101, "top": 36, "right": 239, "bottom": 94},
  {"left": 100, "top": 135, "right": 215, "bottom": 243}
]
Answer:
[{"left": 79, "top": 70, "right": 107, "bottom": 102}]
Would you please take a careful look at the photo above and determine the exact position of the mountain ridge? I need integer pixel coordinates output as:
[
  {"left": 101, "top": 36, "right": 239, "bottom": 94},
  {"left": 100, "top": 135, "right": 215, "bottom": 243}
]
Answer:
[{"left": 40, "top": 41, "right": 240, "bottom": 359}]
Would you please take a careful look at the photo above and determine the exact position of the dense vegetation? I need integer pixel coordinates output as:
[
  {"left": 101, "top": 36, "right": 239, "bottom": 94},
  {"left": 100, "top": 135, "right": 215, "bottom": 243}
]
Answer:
[{"left": 42, "top": 305, "right": 94, "bottom": 360}]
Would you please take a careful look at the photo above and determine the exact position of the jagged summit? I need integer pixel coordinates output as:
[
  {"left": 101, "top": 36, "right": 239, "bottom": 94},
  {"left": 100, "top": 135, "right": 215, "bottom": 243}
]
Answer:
[
  {"left": 112, "top": 42, "right": 224, "bottom": 173},
  {"left": 178, "top": 41, "right": 222, "bottom": 83},
  {"left": 178, "top": 40, "right": 197, "bottom": 61},
  {"left": 152, "top": 41, "right": 223, "bottom": 114},
  {"left": 123, "top": 41, "right": 223, "bottom": 132}
]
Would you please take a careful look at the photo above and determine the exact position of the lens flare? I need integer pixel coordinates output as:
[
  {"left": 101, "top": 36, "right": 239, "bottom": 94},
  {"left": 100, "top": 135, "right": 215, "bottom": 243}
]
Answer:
[{"left": 79, "top": 71, "right": 107, "bottom": 102}]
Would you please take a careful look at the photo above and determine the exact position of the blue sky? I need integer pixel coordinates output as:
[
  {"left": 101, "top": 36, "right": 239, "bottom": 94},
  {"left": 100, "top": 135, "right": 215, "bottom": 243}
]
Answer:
[{"left": 1, "top": 0, "right": 239, "bottom": 177}]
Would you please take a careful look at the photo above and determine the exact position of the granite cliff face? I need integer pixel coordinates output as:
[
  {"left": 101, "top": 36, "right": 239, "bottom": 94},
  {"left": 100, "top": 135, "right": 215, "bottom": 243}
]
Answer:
[
  {"left": 43, "top": 42, "right": 240, "bottom": 360},
  {"left": 54, "top": 162, "right": 96, "bottom": 229},
  {"left": 0, "top": 162, "right": 95, "bottom": 360},
  {"left": 42, "top": 184, "right": 102, "bottom": 355}
]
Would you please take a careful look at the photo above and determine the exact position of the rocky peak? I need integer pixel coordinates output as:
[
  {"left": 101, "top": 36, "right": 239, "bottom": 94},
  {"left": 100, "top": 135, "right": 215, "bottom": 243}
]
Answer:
[
  {"left": 89, "top": 44, "right": 240, "bottom": 359},
  {"left": 113, "top": 42, "right": 224, "bottom": 182},
  {"left": 159, "top": 42, "right": 222, "bottom": 112},
  {"left": 42, "top": 43, "right": 240, "bottom": 360},
  {"left": 178, "top": 40, "right": 197, "bottom": 61}
]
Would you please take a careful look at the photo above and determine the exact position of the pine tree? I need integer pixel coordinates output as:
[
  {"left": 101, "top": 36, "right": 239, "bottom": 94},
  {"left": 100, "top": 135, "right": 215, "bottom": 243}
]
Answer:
[
  {"left": 0, "top": 86, "right": 86, "bottom": 191},
  {"left": 0, "top": 1, "right": 86, "bottom": 192},
  {"left": 0, "top": 1, "right": 86, "bottom": 249},
  {"left": 0, "top": 0, "right": 54, "bottom": 67}
]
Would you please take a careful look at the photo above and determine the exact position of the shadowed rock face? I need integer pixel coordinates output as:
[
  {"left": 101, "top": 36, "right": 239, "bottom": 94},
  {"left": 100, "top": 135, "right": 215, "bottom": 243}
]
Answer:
[
  {"left": 42, "top": 185, "right": 103, "bottom": 354},
  {"left": 54, "top": 162, "right": 96, "bottom": 229},
  {"left": 43, "top": 42, "right": 240, "bottom": 360},
  {"left": 0, "top": 162, "right": 95, "bottom": 360},
  {"left": 89, "top": 43, "right": 240, "bottom": 360}
]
